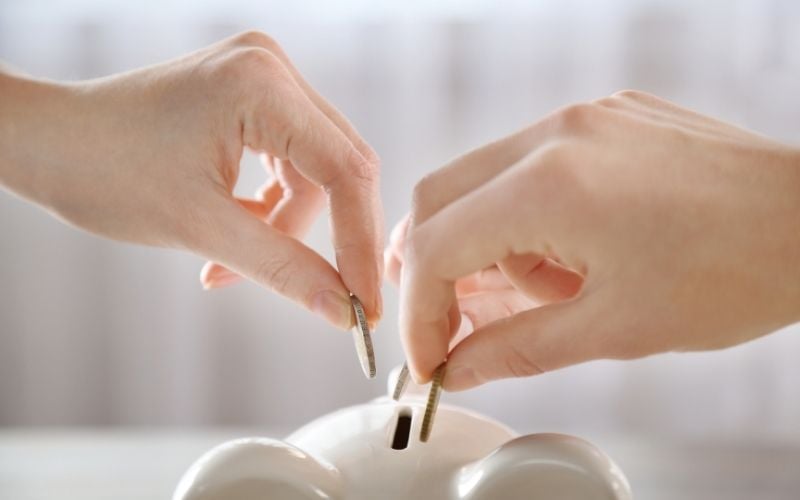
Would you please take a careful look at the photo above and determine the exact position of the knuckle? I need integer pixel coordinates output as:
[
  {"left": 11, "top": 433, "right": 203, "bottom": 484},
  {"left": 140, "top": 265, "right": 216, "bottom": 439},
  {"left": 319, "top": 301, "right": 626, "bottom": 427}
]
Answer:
[
  {"left": 530, "top": 144, "right": 580, "bottom": 187},
  {"left": 209, "top": 47, "right": 279, "bottom": 92},
  {"left": 504, "top": 341, "right": 544, "bottom": 378},
  {"left": 410, "top": 173, "right": 439, "bottom": 222},
  {"left": 610, "top": 89, "right": 672, "bottom": 110},
  {"left": 320, "top": 144, "right": 378, "bottom": 194},
  {"left": 212, "top": 47, "right": 284, "bottom": 85},
  {"left": 231, "top": 46, "right": 281, "bottom": 72},
  {"left": 347, "top": 145, "right": 380, "bottom": 184},
  {"left": 610, "top": 89, "right": 651, "bottom": 101},
  {"left": 550, "top": 102, "right": 601, "bottom": 134},
  {"left": 232, "top": 30, "right": 280, "bottom": 52},
  {"left": 359, "top": 145, "right": 382, "bottom": 173},
  {"left": 284, "top": 112, "right": 313, "bottom": 151},
  {"left": 593, "top": 94, "right": 622, "bottom": 109},
  {"left": 254, "top": 256, "right": 295, "bottom": 295},
  {"left": 401, "top": 227, "right": 428, "bottom": 270},
  {"left": 526, "top": 143, "right": 589, "bottom": 213}
]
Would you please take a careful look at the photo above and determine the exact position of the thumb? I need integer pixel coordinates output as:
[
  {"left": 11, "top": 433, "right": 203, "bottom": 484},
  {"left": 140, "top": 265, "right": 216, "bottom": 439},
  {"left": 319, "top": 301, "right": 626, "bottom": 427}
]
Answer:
[
  {"left": 192, "top": 198, "right": 354, "bottom": 330},
  {"left": 443, "top": 297, "right": 601, "bottom": 391}
]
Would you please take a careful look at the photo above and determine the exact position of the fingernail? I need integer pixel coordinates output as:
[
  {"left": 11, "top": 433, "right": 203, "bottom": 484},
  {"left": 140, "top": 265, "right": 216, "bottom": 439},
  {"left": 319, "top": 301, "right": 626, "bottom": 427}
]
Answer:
[
  {"left": 202, "top": 273, "right": 240, "bottom": 290},
  {"left": 200, "top": 262, "right": 239, "bottom": 289},
  {"left": 445, "top": 365, "right": 479, "bottom": 391},
  {"left": 311, "top": 291, "right": 353, "bottom": 330}
]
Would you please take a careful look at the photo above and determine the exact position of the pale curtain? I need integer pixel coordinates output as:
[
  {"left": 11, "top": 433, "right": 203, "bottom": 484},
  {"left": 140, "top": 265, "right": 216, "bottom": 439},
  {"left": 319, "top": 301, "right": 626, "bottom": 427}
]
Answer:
[{"left": 1, "top": 0, "right": 798, "bottom": 440}]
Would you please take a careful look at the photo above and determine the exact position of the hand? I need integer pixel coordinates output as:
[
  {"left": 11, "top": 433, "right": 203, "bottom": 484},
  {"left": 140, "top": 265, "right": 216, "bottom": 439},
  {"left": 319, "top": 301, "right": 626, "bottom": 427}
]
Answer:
[
  {"left": 396, "top": 90, "right": 800, "bottom": 390},
  {"left": 0, "top": 31, "right": 383, "bottom": 329},
  {"left": 385, "top": 215, "right": 583, "bottom": 348}
]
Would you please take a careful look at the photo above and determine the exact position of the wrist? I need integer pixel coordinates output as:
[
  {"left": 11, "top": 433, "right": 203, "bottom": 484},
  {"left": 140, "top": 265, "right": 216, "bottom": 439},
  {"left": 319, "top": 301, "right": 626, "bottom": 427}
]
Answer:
[
  {"left": 0, "top": 71, "right": 80, "bottom": 207},
  {"left": 775, "top": 147, "right": 800, "bottom": 325},
  {"left": 790, "top": 150, "right": 800, "bottom": 323}
]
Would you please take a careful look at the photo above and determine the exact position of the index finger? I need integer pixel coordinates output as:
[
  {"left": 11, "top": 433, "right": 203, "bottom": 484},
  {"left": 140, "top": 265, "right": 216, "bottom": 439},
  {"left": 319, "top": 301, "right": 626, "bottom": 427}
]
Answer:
[
  {"left": 401, "top": 142, "right": 591, "bottom": 382},
  {"left": 242, "top": 51, "right": 383, "bottom": 323},
  {"left": 401, "top": 158, "right": 538, "bottom": 382}
]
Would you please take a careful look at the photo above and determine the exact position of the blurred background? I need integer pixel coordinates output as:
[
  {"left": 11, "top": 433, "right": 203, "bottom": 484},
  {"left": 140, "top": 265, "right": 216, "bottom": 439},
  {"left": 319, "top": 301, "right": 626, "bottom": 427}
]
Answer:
[{"left": 1, "top": 0, "right": 799, "bottom": 443}]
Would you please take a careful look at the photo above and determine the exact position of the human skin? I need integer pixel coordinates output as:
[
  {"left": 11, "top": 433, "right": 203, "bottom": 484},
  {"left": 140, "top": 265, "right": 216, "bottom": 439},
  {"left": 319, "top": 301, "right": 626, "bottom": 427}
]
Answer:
[
  {"left": 0, "top": 31, "right": 384, "bottom": 329},
  {"left": 388, "top": 91, "right": 800, "bottom": 390}
]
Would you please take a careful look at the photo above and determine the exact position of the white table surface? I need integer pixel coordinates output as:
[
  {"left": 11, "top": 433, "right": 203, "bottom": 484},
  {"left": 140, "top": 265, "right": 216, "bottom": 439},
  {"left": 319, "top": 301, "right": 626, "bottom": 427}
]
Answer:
[{"left": 1, "top": 428, "right": 799, "bottom": 499}]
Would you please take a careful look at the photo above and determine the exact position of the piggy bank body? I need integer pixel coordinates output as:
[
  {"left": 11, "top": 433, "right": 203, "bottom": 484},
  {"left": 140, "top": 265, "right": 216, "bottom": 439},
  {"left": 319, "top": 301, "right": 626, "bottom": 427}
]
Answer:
[{"left": 175, "top": 375, "right": 632, "bottom": 500}]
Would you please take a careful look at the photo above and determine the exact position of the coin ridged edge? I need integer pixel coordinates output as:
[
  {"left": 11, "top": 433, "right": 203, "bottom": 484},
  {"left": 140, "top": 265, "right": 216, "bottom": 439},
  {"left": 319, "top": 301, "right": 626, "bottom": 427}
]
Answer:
[
  {"left": 420, "top": 363, "right": 446, "bottom": 443},
  {"left": 350, "top": 294, "right": 376, "bottom": 379},
  {"left": 392, "top": 362, "right": 410, "bottom": 401}
]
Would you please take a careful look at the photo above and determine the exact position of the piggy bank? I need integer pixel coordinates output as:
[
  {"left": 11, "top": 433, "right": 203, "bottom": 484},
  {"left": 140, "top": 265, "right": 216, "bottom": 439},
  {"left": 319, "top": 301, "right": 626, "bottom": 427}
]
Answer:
[{"left": 174, "top": 368, "right": 632, "bottom": 500}]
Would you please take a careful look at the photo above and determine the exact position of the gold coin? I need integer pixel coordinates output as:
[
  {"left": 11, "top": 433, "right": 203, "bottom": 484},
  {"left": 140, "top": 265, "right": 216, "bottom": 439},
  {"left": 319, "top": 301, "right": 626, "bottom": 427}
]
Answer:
[
  {"left": 420, "top": 363, "right": 446, "bottom": 443},
  {"left": 350, "top": 294, "right": 376, "bottom": 379},
  {"left": 392, "top": 362, "right": 410, "bottom": 401}
]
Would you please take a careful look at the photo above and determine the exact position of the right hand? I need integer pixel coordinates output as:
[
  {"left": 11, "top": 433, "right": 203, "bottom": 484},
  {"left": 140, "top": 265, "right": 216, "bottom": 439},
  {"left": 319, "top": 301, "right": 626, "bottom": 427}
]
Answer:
[{"left": 393, "top": 91, "right": 800, "bottom": 391}]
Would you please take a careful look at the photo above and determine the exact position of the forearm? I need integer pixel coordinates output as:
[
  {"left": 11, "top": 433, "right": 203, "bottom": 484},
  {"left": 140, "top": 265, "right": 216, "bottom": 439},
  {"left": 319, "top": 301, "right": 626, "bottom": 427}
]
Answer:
[
  {"left": 786, "top": 151, "right": 800, "bottom": 324},
  {"left": 769, "top": 147, "right": 800, "bottom": 325},
  {"left": 0, "top": 69, "right": 77, "bottom": 207}
]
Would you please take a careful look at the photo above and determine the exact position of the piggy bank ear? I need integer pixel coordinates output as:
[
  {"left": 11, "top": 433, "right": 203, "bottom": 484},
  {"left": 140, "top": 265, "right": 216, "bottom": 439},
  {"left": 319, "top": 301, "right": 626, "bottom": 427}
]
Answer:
[
  {"left": 173, "top": 438, "right": 342, "bottom": 500},
  {"left": 459, "top": 434, "right": 632, "bottom": 500}
]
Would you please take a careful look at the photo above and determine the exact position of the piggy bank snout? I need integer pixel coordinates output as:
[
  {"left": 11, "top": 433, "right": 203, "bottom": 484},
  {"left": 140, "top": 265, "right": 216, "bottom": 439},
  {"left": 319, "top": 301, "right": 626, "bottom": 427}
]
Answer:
[
  {"left": 173, "top": 438, "right": 341, "bottom": 500},
  {"left": 459, "top": 434, "right": 632, "bottom": 500}
]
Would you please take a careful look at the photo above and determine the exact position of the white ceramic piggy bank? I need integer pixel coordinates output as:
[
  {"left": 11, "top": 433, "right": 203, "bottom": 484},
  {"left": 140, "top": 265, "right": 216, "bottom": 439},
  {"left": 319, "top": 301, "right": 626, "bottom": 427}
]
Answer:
[{"left": 174, "top": 369, "right": 632, "bottom": 500}]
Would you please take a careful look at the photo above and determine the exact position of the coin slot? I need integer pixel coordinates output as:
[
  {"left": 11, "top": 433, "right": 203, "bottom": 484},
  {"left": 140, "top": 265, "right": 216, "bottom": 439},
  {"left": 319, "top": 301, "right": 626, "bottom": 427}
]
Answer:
[{"left": 390, "top": 408, "right": 412, "bottom": 450}]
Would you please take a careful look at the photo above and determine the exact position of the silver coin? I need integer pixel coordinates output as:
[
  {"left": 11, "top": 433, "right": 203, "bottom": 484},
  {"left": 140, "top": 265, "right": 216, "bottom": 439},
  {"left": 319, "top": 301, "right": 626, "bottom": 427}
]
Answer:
[
  {"left": 392, "top": 362, "right": 410, "bottom": 401},
  {"left": 420, "top": 363, "right": 446, "bottom": 443},
  {"left": 350, "top": 294, "right": 376, "bottom": 379}
]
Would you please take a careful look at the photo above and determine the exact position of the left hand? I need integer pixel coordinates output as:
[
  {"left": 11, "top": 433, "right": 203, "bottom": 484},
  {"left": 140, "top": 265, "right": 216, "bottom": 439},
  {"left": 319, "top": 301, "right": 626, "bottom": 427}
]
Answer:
[{"left": 0, "top": 31, "right": 384, "bottom": 329}]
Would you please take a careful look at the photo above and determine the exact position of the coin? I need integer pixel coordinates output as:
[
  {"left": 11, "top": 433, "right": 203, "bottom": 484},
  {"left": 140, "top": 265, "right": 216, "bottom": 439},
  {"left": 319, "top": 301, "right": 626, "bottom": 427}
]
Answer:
[
  {"left": 392, "top": 362, "right": 410, "bottom": 401},
  {"left": 420, "top": 363, "right": 446, "bottom": 443},
  {"left": 350, "top": 294, "right": 376, "bottom": 379}
]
